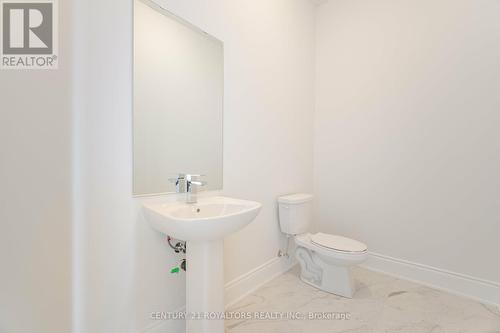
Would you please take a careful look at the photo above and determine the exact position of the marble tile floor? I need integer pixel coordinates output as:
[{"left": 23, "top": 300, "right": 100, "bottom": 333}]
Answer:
[{"left": 225, "top": 266, "right": 500, "bottom": 333}]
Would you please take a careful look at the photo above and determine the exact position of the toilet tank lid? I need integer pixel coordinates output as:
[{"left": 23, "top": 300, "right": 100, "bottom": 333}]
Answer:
[{"left": 278, "top": 193, "right": 313, "bottom": 204}]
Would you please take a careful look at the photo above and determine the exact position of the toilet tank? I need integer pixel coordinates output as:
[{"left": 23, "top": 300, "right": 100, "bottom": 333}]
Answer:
[{"left": 277, "top": 193, "right": 314, "bottom": 235}]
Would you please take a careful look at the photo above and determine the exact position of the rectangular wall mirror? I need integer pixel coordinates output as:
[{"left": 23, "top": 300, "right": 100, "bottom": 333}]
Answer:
[{"left": 133, "top": 0, "right": 224, "bottom": 196}]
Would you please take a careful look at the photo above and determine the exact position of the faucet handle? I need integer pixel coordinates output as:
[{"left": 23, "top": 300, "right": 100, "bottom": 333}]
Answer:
[
  {"left": 189, "top": 180, "right": 207, "bottom": 187},
  {"left": 185, "top": 174, "right": 205, "bottom": 180}
]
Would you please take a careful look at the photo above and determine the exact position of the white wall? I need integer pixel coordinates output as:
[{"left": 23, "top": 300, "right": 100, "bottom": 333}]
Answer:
[
  {"left": 0, "top": 1, "right": 72, "bottom": 333},
  {"left": 315, "top": 0, "right": 500, "bottom": 285},
  {"left": 3, "top": 0, "right": 499, "bottom": 331},
  {"left": 72, "top": 0, "right": 136, "bottom": 331},
  {"left": 73, "top": 0, "right": 316, "bottom": 332}
]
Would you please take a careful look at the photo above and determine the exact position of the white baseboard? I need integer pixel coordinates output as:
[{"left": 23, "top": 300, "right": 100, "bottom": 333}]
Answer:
[
  {"left": 225, "top": 257, "right": 295, "bottom": 309},
  {"left": 362, "top": 252, "right": 500, "bottom": 309},
  {"left": 140, "top": 257, "right": 294, "bottom": 332}
]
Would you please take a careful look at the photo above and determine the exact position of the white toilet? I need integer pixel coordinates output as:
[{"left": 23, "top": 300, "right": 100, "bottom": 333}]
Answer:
[{"left": 278, "top": 193, "right": 368, "bottom": 298}]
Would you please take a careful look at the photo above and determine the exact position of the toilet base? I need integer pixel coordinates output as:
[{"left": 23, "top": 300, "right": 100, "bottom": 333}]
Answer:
[
  {"left": 295, "top": 246, "right": 356, "bottom": 298},
  {"left": 299, "top": 264, "right": 354, "bottom": 298}
]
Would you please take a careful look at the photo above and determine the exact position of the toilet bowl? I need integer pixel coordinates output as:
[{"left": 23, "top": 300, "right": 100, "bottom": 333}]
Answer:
[
  {"left": 277, "top": 193, "right": 368, "bottom": 298},
  {"left": 294, "top": 232, "right": 367, "bottom": 298}
]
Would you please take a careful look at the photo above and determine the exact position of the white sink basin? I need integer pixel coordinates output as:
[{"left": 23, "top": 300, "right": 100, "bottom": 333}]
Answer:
[
  {"left": 143, "top": 196, "right": 262, "bottom": 333},
  {"left": 143, "top": 196, "right": 262, "bottom": 241}
]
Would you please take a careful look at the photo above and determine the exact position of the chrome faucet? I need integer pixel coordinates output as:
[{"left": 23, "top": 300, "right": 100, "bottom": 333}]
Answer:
[{"left": 169, "top": 173, "right": 206, "bottom": 204}]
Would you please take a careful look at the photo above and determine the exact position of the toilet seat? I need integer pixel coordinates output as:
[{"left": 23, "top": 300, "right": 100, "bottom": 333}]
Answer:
[
  {"left": 295, "top": 233, "right": 367, "bottom": 256},
  {"left": 294, "top": 232, "right": 368, "bottom": 281},
  {"left": 310, "top": 233, "right": 367, "bottom": 253}
]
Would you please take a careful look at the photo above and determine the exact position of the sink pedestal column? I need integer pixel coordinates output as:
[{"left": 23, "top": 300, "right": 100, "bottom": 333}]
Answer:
[{"left": 186, "top": 240, "right": 224, "bottom": 333}]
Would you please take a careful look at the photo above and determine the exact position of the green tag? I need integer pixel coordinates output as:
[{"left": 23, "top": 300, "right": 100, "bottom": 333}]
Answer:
[{"left": 170, "top": 267, "right": 180, "bottom": 274}]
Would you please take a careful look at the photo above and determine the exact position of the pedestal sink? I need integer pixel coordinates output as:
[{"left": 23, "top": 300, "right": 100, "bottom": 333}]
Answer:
[{"left": 143, "top": 196, "right": 262, "bottom": 333}]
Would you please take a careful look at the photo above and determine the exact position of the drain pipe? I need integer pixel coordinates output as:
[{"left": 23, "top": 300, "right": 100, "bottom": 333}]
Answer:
[
  {"left": 167, "top": 235, "right": 186, "bottom": 254},
  {"left": 166, "top": 236, "right": 187, "bottom": 273}
]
